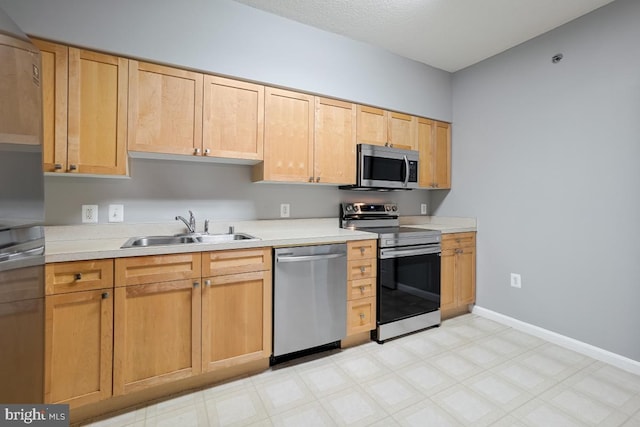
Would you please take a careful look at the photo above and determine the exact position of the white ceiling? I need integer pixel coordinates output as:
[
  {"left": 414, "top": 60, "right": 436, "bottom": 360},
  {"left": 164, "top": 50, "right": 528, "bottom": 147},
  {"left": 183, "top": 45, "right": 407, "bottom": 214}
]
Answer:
[{"left": 232, "top": 0, "right": 616, "bottom": 72}]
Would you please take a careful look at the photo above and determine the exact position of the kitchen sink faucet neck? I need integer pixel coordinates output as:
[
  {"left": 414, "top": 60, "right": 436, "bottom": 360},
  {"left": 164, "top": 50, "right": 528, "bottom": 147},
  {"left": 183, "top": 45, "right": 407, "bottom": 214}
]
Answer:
[{"left": 175, "top": 210, "right": 196, "bottom": 234}]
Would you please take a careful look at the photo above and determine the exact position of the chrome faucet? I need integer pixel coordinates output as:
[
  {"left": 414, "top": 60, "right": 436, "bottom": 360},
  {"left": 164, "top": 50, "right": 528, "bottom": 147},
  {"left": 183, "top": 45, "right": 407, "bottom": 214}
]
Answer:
[{"left": 175, "top": 210, "right": 196, "bottom": 234}]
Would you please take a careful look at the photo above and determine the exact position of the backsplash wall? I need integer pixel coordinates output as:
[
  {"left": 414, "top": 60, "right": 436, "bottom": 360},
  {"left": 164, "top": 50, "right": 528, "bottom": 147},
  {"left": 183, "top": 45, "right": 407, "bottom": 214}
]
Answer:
[{"left": 44, "top": 158, "right": 433, "bottom": 226}]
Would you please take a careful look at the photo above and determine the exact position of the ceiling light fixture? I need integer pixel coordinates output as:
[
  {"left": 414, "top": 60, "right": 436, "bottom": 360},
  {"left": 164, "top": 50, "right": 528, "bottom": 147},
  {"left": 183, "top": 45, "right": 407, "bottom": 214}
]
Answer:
[{"left": 552, "top": 53, "right": 563, "bottom": 63}]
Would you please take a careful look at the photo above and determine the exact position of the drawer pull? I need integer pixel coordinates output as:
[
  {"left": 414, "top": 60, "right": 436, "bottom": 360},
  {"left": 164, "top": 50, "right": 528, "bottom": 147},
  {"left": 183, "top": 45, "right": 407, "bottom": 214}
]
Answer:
[
  {"left": 359, "top": 312, "right": 365, "bottom": 320},
  {"left": 101, "top": 292, "right": 109, "bottom": 299},
  {"left": 204, "top": 279, "right": 212, "bottom": 287},
  {"left": 360, "top": 247, "right": 365, "bottom": 255},
  {"left": 360, "top": 266, "right": 366, "bottom": 273},
  {"left": 360, "top": 286, "right": 365, "bottom": 293},
  {"left": 74, "top": 273, "right": 82, "bottom": 281}
]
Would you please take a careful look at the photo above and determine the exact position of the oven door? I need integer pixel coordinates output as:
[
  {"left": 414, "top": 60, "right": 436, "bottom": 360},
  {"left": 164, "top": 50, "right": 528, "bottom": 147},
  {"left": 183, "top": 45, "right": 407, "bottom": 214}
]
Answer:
[{"left": 377, "top": 244, "right": 441, "bottom": 326}]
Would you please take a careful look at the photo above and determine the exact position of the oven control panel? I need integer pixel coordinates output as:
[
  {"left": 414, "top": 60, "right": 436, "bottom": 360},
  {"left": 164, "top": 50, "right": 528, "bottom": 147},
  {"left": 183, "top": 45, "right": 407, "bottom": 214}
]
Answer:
[{"left": 342, "top": 203, "right": 397, "bottom": 216}]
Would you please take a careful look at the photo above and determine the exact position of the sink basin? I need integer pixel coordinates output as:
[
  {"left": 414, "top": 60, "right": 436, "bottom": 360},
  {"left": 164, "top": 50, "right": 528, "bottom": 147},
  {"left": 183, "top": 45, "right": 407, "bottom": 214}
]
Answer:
[{"left": 121, "top": 233, "right": 259, "bottom": 248}]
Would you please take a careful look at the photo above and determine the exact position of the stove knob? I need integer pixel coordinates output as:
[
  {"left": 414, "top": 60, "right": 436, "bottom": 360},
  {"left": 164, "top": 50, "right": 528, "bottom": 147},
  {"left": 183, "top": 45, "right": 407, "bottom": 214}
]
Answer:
[
  {"left": 385, "top": 205, "right": 391, "bottom": 211},
  {"left": 392, "top": 205, "right": 397, "bottom": 212},
  {"left": 345, "top": 205, "right": 354, "bottom": 212},
  {"left": 355, "top": 206, "right": 361, "bottom": 212}
]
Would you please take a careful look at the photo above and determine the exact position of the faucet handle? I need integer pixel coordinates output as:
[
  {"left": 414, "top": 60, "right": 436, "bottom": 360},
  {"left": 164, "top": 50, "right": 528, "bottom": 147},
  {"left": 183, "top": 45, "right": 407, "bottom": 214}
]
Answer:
[
  {"left": 204, "top": 219, "right": 210, "bottom": 234},
  {"left": 228, "top": 225, "right": 235, "bottom": 235}
]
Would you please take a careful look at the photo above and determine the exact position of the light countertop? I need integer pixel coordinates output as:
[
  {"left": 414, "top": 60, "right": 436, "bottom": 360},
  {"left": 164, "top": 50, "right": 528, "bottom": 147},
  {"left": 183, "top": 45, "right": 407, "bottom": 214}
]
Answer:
[{"left": 45, "top": 217, "right": 476, "bottom": 263}]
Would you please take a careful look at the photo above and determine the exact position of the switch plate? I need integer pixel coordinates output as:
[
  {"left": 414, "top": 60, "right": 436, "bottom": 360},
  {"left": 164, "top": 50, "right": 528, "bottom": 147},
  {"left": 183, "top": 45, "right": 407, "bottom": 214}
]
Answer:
[
  {"left": 280, "top": 203, "right": 290, "bottom": 218},
  {"left": 108, "top": 204, "right": 124, "bottom": 223},
  {"left": 82, "top": 205, "right": 98, "bottom": 223},
  {"left": 510, "top": 273, "right": 522, "bottom": 288},
  {"left": 421, "top": 203, "right": 428, "bottom": 215}
]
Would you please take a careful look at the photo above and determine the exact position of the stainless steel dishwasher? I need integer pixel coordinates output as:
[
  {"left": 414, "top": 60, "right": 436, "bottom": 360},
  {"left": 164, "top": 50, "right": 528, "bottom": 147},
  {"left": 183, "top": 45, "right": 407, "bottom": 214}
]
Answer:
[{"left": 273, "top": 244, "right": 347, "bottom": 360}]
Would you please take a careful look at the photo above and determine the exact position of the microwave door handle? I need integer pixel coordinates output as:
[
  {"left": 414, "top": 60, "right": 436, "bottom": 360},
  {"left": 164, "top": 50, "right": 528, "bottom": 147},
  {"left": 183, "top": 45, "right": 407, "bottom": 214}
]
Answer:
[{"left": 403, "top": 155, "right": 409, "bottom": 187}]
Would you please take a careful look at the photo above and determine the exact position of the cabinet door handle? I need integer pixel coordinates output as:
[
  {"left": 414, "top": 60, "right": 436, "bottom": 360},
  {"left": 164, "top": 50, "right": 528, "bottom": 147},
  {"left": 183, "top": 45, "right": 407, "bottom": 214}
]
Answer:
[
  {"left": 204, "top": 148, "right": 211, "bottom": 155},
  {"left": 204, "top": 279, "right": 211, "bottom": 287},
  {"left": 74, "top": 273, "right": 82, "bottom": 281},
  {"left": 101, "top": 292, "right": 109, "bottom": 299},
  {"left": 193, "top": 282, "right": 200, "bottom": 288},
  {"left": 68, "top": 164, "right": 77, "bottom": 172},
  {"left": 315, "top": 177, "right": 320, "bottom": 183},
  {"left": 308, "top": 177, "right": 313, "bottom": 182},
  {"left": 54, "top": 163, "right": 63, "bottom": 171},
  {"left": 194, "top": 148, "right": 201, "bottom": 155}
]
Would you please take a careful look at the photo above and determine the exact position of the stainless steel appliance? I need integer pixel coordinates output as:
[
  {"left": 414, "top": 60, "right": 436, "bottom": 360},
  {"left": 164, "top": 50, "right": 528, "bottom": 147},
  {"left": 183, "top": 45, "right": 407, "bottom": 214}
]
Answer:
[
  {"left": 341, "top": 203, "right": 441, "bottom": 342},
  {"left": 340, "top": 144, "right": 419, "bottom": 191},
  {"left": 0, "top": 9, "right": 45, "bottom": 403},
  {"left": 273, "top": 244, "right": 347, "bottom": 361}
]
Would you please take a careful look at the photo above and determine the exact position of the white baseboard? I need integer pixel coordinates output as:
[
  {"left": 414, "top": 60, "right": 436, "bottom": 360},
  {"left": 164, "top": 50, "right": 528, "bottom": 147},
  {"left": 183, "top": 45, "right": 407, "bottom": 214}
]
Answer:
[{"left": 472, "top": 306, "right": 640, "bottom": 376}]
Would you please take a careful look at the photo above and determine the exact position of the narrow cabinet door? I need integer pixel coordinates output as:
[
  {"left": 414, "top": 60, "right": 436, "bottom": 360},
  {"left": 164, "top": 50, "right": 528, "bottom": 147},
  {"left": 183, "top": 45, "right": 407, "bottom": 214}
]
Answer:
[
  {"left": 417, "top": 117, "right": 435, "bottom": 188},
  {"left": 44, "top": 289, "right": 113, "bottom": 408},
  {"left": 434, "top": 121, "right": 452, "bottom": 189},
  {"left": 439, "top": 248, "right": 456, "bottom": 312},
  {"left": 388, "top": 112, "right": 417, "bottom": 150},
  {"left": 203, "top": 76, "right": 264, "bottom": 160},
  {"left": 356, "top": 105, "right": 387, "bottom": 146},
  {"left": 261, "top": 87, "right": 314, "bottom": 182},
  {"left": 67, "top": 48, "right": 128, "bottom": 175},
  {"left": 201, "top": 271, "right": 272, "bottom": 371},
  {"left": 314, "top": 97, "right": 356, "bottom": 185},
  {"left": 113, "top": 279, "right": 201, "bottom": 395},
  {"left": 457, "top": 246, "right": 476, "bottom": 306},
  {"left": 128, "top": 61, "right": 203, "bottom": 156},
  {"left": 31, "top": 38, "right": 68, "bottom": 173}
]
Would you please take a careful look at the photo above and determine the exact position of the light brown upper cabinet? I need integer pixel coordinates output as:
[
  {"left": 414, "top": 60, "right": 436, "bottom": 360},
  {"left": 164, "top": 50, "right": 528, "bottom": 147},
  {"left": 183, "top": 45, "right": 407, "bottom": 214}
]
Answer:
[
  {"left": 203, "top": 76, "right": 264, "bottom": 161},
  {"left": 253, "top": 87, "right": 314, "bottom": 182},
  {"left": 418, "top": 118, "right": 451, "bottom": 189},
  {"left": 313, "top": 97, "right": 356, "bottom": 185},
  {"left": 388, "top": 112, "right": 417, "bottom": 150},
  {"left": 356, "top": 105, "right": 387, "bottom": 146},
  {"left": 357, "top": 106, "right": 418, "bottom": 150},
  {"left": 128, "top": 61, "right": 203, "bottom": 156},
  {"left": 33, "top": 39, "right": 128, "bottom": 175}
]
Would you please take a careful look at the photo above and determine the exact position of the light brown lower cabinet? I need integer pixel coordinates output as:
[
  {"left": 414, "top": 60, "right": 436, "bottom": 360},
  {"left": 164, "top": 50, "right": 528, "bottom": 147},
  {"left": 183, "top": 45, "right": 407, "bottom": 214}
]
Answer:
[
  {"left": 440, "top": 232, "right": 476, "bottom": 318},
  {"left": 346, "top": 240, "right": 377, "bottom": 335},
  {"left": 44, "top": 289, "right": 113, "bottom": 408}
]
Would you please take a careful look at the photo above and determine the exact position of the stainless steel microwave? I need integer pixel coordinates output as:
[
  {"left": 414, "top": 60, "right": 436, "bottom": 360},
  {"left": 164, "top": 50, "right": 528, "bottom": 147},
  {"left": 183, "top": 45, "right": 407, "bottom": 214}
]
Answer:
[{"left": 342, "top": 144, "right": 419, "bottom": 190}]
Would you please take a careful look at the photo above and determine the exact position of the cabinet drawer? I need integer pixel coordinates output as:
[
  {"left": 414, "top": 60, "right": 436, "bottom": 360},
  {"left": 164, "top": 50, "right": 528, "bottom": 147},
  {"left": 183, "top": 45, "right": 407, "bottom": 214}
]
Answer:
[
  {"left": 347, "top": 258, "right": 376, "bottom": 281},
  {"left": 202, "top": 248, "right": 271, "bottom": 277},
  {"left": 347, "top": 296, "right": 376, "bottom": 335},
  {"left": 45, "top": 260, "right": 114, "bottom": 295},
  {"left": 115, "top": 253, "right": 201, "bottom": 287},
  {"left": 347, "top": 277, "right": 376, "bottom": 300},
  {"left": 347, "top": 240, "right": 376, "bottom": 260},
  {"left": 442, "top": 232, "right": 476, "bottom": 250}
]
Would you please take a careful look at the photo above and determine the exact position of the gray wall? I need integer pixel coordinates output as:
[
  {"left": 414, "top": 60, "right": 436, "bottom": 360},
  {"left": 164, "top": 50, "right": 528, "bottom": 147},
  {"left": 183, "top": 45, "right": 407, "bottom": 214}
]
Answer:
[
  {"left": 433, "top": 0, "right": 640, "bottom": 361},
  {"left": 0, "top": 0, "right": 447, "bottom": 225}
]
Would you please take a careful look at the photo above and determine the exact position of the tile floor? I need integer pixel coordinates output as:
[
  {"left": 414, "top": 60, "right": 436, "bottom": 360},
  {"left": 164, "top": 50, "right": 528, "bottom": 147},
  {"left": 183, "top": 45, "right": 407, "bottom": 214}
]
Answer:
[{"left": 86, "top": 314, "right": 640, "bottom": 426}]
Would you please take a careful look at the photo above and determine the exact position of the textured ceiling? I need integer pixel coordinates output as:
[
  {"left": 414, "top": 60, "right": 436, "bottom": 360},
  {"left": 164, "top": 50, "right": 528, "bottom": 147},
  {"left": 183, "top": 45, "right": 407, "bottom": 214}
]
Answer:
[{"left": 232, "top": 0, "right": 616, "bottom": 72}]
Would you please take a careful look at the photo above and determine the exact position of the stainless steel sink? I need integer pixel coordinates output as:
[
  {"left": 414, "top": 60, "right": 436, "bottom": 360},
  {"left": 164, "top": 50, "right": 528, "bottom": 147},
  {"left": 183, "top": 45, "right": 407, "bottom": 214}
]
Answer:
[{"left": 121, "top": 233, "right": 259, "bottom": 248}]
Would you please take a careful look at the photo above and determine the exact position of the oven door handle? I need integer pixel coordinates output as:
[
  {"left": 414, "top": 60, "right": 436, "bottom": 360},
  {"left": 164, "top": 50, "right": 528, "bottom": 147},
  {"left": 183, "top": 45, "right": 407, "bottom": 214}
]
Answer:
[{"left": 379, "top": 245, "right": 441, "bottom": 259}]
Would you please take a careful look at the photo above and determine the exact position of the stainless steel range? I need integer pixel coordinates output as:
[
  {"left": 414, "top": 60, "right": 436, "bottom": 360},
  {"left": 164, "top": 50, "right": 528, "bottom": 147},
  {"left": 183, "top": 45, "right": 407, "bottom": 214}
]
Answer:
[{"left": 341, "top": 203, "right": 441, "bottom": 342}]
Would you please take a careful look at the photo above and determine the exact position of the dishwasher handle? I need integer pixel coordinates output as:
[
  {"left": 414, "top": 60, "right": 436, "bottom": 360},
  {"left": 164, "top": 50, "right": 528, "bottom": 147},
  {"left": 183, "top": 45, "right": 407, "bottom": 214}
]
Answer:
[{"left": 276, "top": 252, "right": 346, "bottom": 263}]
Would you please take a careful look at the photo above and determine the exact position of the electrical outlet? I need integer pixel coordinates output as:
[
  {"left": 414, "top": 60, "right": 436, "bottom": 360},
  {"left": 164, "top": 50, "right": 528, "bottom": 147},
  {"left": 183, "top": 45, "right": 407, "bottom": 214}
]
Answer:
[
  {"left": 280, "top": 203, "right": 290, "bottom": 218},
  {"left": 82, "top": 205, "right": 98, "bottom": 223},
  {"left": 510, "top": 273, "right": 522, "bottom": 288},
  {"left": 108, "top": 204, "right": 124, "bottom": 223},
  {"left": 421, "top": 203, "right": 428, "bottom": 215}
]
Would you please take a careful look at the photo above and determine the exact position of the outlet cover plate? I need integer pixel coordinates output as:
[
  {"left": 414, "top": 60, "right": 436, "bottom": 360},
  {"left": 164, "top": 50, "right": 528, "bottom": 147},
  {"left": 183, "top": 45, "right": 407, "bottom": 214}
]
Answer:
[
  {"left": 82, "top": 205, "right": 98, "bottom": 223},
  {"left": 280, "top": 203, "right": 290, "bottom": 218}
]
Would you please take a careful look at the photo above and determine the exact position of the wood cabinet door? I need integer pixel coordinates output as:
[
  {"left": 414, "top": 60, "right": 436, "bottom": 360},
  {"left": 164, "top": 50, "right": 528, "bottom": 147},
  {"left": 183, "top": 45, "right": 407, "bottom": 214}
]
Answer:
[
  {"left": 314, "top": 97, "right": 356, "bottom": 184},
  {"left": 261, "top": 87, "right": 314, "bottom": 182},
  {"left": 417, "top": 117, "right": 435, "bottom": 188},
  {"left": 44, "top": 289, "right": 113, "bottom": 407},
  {"left": 347, "top": 240, "right": 377, "bottom": 260},
  {"left": 457, "top": 246, "right": 476, "bottom": 306},
  {"left": 113, "top": 280, "right": 201, "bottom": 395},
  {"left": 67, "top": 48, "right": 128, "bottom": 175},
  {"left": 128, "top": 61, "right": 203, "bottom": 156},
  {"left": 388, "top": 112, "right": 417, "bottom": 150},
  {"left": 356, "top": 105, "right": 387, "bottom": 146},
  {"left": 203, "top": 75, "right": 264, "bottom": 160},
  {"left": 31, "top": 39, "right": 68, "bottom": 173},
  {"left": 434, "top": 121, "right": 451, "bottom": 189},
  {"left": 347, "top": 296, "right": 376, "bottom": 336},
  {"left": 439, "top": 248, "right": 457, "bottom": 312},
  {"left": 202, "top": 271, "right": 271, "bottom": 371}
]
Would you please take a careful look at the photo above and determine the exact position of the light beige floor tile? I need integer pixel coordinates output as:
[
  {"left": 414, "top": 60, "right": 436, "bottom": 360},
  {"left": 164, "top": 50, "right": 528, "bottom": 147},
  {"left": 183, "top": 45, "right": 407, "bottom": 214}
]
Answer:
[
  {"left": 88, "top": 408, "right": 146, "bottom": 427},
  {"left": 254, "top": 373, "right": 316, "bottom": 416},
  {"left": 368, "top": 343, "right": 419, "bottom": 371},
  {"left": 455, "top": 341, "right": 506, "bottom": 369},
  {"left": 203, "top": 376, "right": 255, "bottom": 401},
  {"left": 396, "top": 360, "right": 457, "bottom": 396},
  {"left": 144, "top": 401, "right": 208, "bottom": 427},
  {"left": 269, "top": 401, "right": 335, "bottom": 427},
  {"left": 588, "top": 362, "right": 640, "bottom": 394},
  {"left": 562, "top": 368, "right": 640, "bottom": 415},
  {"left": 422, "top": 328, "right": 468, "bottom": 349},
  {"left": 514, "top": 350, "right": 580, "bottom": 380},
  {"left": 463, "top": 371, "right": 534, "bottom": 411},
  {"left": 145, "top": 390, "right": 205, "bottom": 419},
  {"left": 396, "top": 332, "right": 446, "bottom": 358},
  {"left": 512, "top": 398, "right": 584, "bottom": 427},
  {"left": 320, "top": 386, "right": 389, "bottom": 426},
  {"left": 360, "top": 373, "right": 425, "bottom": 414},
  {"left": 296, "top": 361, "right": 354, "bottom": 398},
  {"left": 491, "top": 360, "right": 559, "bottom": 395},
  {"left": 458, "top": 315, "right": 510, "bottom": 334},
  {"left": 491, "top": 415, "right": 527, "bottom": 427},
  {"left": 204, "top": 387, "right": 268, "bottom": 426},
  {"left": 431, "top": 383, "right": 506, "bottom": 426},
  {"left": 536, "top": 343, "right": 595, "bottom": 370},
  {"left": 540, "top": 384, "right": 630, "bottom": 426},
  {"left": 428, "top": 351, "right": 483, "bottom": 381},
  {"left": 621, "top": 414, "right": 640, "bottom": 427},
  {"left": 478, "top": 334, "right": 529, "bottom": 359},
  {"left": 447, "top": 323, "right": 492, "bottom": 341},
  {"left": 334, "top": 352, "right": 391, "bottom": 383},
  {"left": 393, "top": 399, "right": 463, "bottom": 427},
  {"left": 497, "top": 329, "right": 546, "bottom": 350}
]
